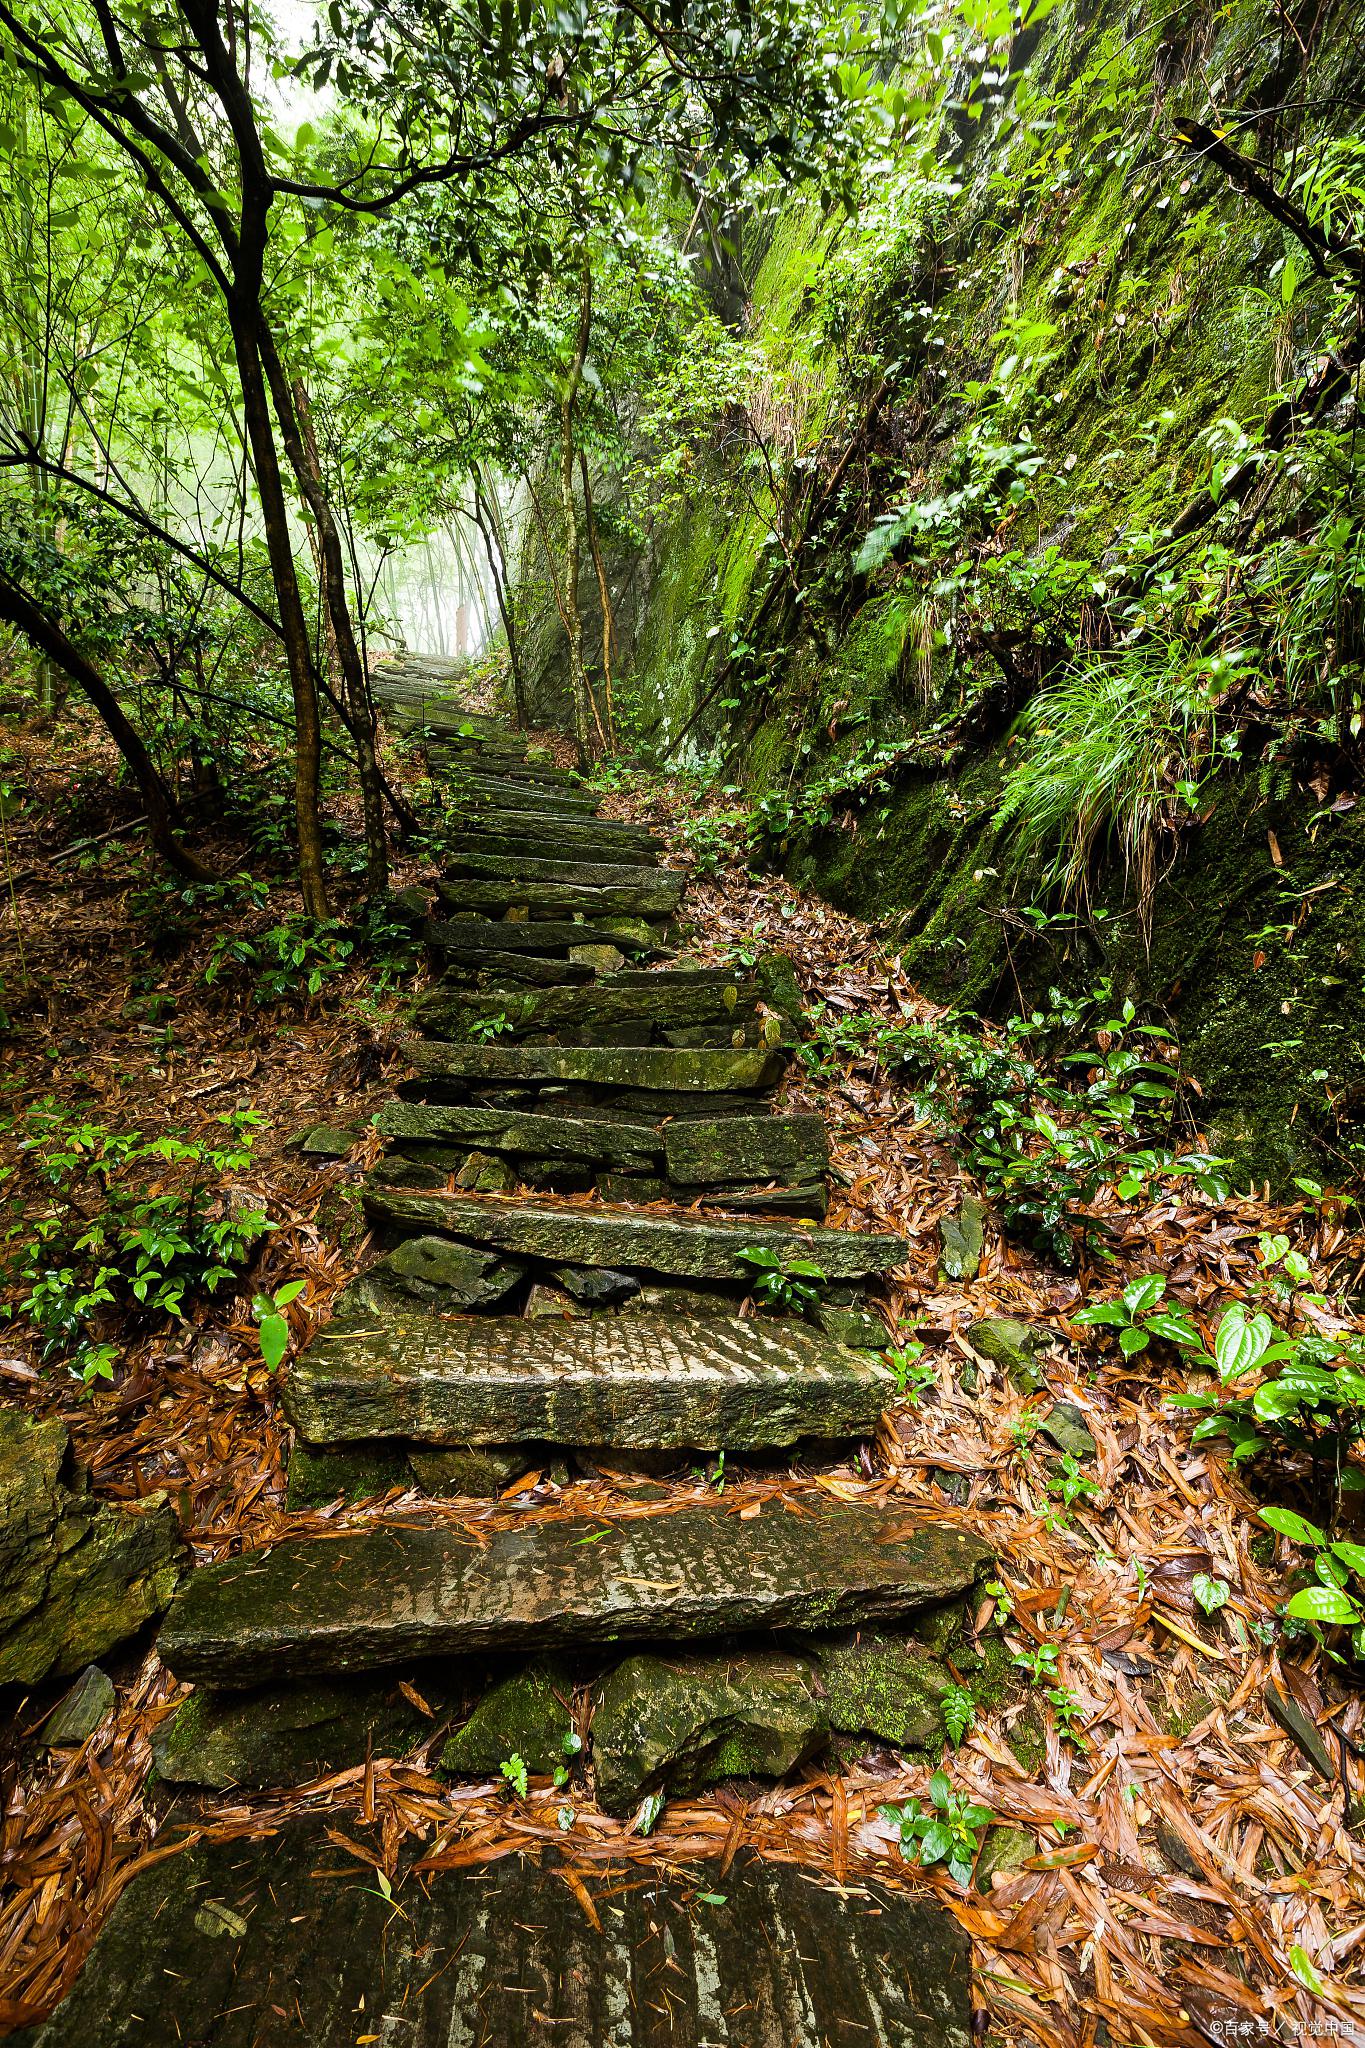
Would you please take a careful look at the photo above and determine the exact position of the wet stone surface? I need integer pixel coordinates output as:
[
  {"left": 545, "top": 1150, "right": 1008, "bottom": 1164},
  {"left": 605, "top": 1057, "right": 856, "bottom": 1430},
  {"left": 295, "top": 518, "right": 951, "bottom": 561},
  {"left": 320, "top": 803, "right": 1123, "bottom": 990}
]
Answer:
[
  {"left": 13, "top": 1830, "right": 972, "bottom": 2048},
  {"left": 158, "top": 1504, "right": 993, "bottom": 1685}
]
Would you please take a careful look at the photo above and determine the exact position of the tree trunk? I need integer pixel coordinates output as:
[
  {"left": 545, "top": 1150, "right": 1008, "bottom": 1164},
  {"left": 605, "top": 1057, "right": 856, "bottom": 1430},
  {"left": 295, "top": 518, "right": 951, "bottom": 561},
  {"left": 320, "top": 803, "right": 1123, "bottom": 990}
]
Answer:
[
  {"left": 226, "top": 297, "right": 331, "bottom": 917},
  {"left": 559, "top": 263, "right": 601, "bottom": 769},
  {"left": 472, "top": 470, "right": 528, "bottom": 728},
  {"left": 580, "top": 451, "right": 616, "bottom": 748},
  {"left": 287, "top": 376, "right": 389, "bottom": 894},
  {"left": 0, "top": 568, "right": 215, "bottom": 880}
]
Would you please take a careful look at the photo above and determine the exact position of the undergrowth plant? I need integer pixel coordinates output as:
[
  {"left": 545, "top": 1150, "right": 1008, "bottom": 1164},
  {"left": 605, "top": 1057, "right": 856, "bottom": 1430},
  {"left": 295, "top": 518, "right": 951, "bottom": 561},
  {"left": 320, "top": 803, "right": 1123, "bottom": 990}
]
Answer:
[
  {"left": 881, "top": 1771, "right": 994, "bottom": 1887},
  {"left": 6, "top": 1104, "right": 271, "bottom": 1386}
]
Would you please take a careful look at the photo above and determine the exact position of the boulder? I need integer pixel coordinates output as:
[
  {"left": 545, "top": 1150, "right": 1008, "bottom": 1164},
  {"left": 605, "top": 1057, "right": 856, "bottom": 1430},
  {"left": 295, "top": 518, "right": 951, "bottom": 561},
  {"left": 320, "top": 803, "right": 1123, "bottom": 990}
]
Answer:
[
  {"left": 591, "top": 1650, "right": 827, "bottom": 1814},
  {"left": 0, "top": 1410, "right": 183, "bottom": 1686},
  {"left": 372, "top": 1234, "right": 524, "bottom": 1308}
]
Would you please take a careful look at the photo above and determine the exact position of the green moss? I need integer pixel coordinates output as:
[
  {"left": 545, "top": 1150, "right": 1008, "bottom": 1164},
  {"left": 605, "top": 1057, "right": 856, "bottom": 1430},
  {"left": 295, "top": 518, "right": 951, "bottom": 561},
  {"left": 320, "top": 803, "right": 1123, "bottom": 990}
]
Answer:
[{"left": 440, "top": 1661, "right": 574, "bottom": 1778}]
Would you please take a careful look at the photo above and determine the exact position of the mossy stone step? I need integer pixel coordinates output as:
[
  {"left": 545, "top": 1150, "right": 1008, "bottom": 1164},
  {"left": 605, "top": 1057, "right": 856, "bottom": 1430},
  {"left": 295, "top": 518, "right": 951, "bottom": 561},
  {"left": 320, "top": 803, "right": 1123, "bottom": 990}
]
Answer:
[
  {"left": 447, "top": 826, "right": 659, "bottom": 868},
  {"left": 664, "top": 1114, "right": 830, "bottom": 1189},
  {"left": 284, "top": 1303, "right": 893, "bottom": 1449},
  {"left": 362, "top": 1186, "right": 907, "bottom": 1280},
  {"left": 405, "top": 1040, "right": 784, "bottom": 1095},
  {"left": 375, "top": 1100, "right": 663, "bottom": 1169},
  {"left": 450, "top": 775, "right": 598, "bottom": 812},
  {"left": 435, "top": 876, "right": 678, "bottom": 920},
  {"left": 158, "top": 1501, "right": 992, "bottom": 1683},
  {"left": 435, "top": 952, "right": 598, "bottom": 989},
  {"left": 427, "top": 917, "right": 663, "bottom": 959},
  {"left": 445, "top": 850, "right": 683, "bottom": 895},
  {"left": 414, "top": 974, "right": 761, "bottom": 1042},
  {"left": 17, "top": 1828, "right": 973, "bottom": 2048}
]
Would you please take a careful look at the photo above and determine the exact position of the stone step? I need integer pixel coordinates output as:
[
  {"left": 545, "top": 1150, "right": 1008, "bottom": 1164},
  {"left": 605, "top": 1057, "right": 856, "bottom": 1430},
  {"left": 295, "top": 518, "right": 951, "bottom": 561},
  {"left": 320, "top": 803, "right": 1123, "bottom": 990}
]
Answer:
[
  {"left": 447, "top": 825, "right": 659, "bottom": 868},
  {"left": 426, "top": 916, "right": 665, "bottom": 960},
  {"left": 375, "top": 1100, "right": 663, "bottom": 1169},
  {"left": 414, "top": 972, "right": 763, "bottom": 1041},
  {"left": 404, "top": 1040, "right": 784, "bottom": 1095},
  {"left": 284, "top": 1304, "right": 893, "bottom": 1449},
  {"left": 363, "top": 1186, "right": 908, "bottom": 1280},
  {"left": 435, "top": 875, "right": 679, "bottom": 920},
  {"left": 451, "top": 800, "right": 656, "bottom": 843},
  {"left": 664, "top": 1113, "right": 830, "bottom": 1189},
  {"left": 449, "top": 774, "right": 599, "bottom": 812},
  {"left": 434, "top": 953, "right": 598, "bottom": 989},
  {"left": 158, "top": 1500, "right": 991, "bottom": 1684},
  {"left": 445, "top": 850, "right": 684, "bottom": 896},
  {"left": 19, "top": 1828, "right": 972, "bottom": 2048}
]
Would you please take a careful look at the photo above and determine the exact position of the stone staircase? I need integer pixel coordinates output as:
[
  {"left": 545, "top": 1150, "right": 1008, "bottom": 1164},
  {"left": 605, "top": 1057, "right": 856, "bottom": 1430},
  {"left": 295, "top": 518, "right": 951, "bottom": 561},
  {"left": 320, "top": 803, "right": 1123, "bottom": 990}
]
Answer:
[{"left": 19, "top": 691, "right": 984, "bottom": 2046}]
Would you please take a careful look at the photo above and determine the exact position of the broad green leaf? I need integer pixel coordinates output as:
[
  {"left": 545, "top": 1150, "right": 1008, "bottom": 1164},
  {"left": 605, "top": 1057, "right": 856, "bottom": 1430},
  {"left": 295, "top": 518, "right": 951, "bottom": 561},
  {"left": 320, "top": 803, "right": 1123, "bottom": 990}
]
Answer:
[
  {"left": 1261, "top": 1506, "right": 1327, "bottom": 1548},
  {"left": 1285, "top": 1585, "right": 1361, "bottom": 1625}
]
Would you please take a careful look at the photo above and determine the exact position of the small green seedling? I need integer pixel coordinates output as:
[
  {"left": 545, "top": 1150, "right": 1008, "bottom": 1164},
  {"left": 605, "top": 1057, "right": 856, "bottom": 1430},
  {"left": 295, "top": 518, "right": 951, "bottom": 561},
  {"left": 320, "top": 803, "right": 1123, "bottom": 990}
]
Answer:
[
  {"left": 253, "top": 1281, "right": 306, "bottom": 1371},
  {"left": 881, "top": 1771, "right": 994, "bottom": 1887},
  {"left": 735, "top": 1246, "right": 827, "bottom": 1312}
]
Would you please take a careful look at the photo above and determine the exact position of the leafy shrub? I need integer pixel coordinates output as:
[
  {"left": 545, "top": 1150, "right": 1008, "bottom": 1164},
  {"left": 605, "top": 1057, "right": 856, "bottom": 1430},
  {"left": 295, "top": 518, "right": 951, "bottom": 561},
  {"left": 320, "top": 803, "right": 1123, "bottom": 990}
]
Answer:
[
  {"left": 7, "top": 1104, "right": 271, "bottom": 1386},
  {"left": 736, "top": 1246, "right": 827, "bottom": 1311},
  {"left": 205, "top": 915, "right": 355, "bottom": 1005},
  {"left": 881, "top": 1770, "right": 994, "bottom": 1887}
]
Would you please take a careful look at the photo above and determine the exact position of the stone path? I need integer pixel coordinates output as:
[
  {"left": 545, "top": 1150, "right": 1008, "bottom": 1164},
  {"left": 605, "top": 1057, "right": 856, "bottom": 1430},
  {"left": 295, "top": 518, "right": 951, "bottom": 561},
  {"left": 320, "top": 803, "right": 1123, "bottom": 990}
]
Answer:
[
  {"left": 14, "top": 1831, "right": 971, "bottom": 2048},
  {"left": 36, "top": 680, "right": 983, "bottom": 2043}
]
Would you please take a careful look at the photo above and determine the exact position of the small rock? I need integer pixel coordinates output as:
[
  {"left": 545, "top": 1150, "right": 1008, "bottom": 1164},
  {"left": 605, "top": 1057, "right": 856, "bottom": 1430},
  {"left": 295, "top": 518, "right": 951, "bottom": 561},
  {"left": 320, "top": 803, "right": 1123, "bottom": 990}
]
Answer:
[
  {"left": 597, "top": 1173, "right": 670, "bottom": 1204},
  {"left": 568, "top": 943, "right": 624, "bottom": 975},
  {"left": 968, "top": 1316, "right": 1047, "bottom": 1391},
  {"left": 387, "top": 884, "right": 432, "bottom": 922},
  {"left": 938, "top": 1197, "right": 986, "bottom": 1283},
  {"left": 407, "top": 1445, "right": 537, "bottom": 1499},
  {"left": 375, "top": 1234, "right": 523, "bottom": 1308},
  {"left": 595, "top": 917, "right": 660, "bottom": 953},
  {"left": 294, "top": 1124, "right": 360, "bottom": 1160},
  {"left": 454, "top": 1150, "right": 517, "bottom": 1195},
  {"left": 591, "top": 1650, "right": 827, "bottom": 1816},
  {"left": 441, "top": 1661, "right": 575, "bottom": 1777},
  {"left": 1037, "top": 1401, "right": 1096, "bottom": 1461},
  {"left": 41, "top": 1664, "right": 115, "bottom": 1746},
  {"left": 814, "top": 1305, "right": 888, "bottom": 1350},
  {"left": 975, "top": 1825, "right": 1034, "bottom": 1892},
  {"left": 808, "top": 1634, "right": 953, "bottom": 1750},
  {"left": 524, "top": 1281, "right": 583, "bottom": 1319},
  {"left": 553, "top": 1265, "right": 640, "bottom": 1306}
]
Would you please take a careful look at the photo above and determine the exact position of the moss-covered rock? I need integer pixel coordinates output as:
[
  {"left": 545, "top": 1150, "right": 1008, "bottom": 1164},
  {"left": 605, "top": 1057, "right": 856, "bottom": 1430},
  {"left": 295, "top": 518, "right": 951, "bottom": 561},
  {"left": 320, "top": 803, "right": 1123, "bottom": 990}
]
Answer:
[
  {"left": 0, "top": 1410, "right": 184, "bottom": 1686},
  {"left": 975, "top": 1826, "right": 1035, "bottom": 1893},
  {"left": 153, "top": 1675, "right": 439, "bottom": 1790},
  {"left": 808, "top": 1633, "right": 953, "bottom": 1750},
  {"left": 938, "top": 1198, "right": 986, "bottom": 1283},
  {"left": 591, "top": 1650, "right": 827, "bottom": 1814},
  {"left": 440, "top": 1661, "right": 575, "bottom": 1777},
  {"left": 284, "top": 1441, "right": 412, "bottom": 1508},
  {"left": 968, "top": 1317, "right": 1047, "bottom": 1391}
]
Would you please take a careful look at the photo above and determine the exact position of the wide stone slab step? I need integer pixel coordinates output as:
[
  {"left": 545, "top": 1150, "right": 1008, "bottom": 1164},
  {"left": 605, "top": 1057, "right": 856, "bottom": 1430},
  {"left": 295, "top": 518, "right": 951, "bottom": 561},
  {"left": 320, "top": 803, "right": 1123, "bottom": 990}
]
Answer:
[
  {"left": 449, "top": 774, "right": 599, "bottom": 812},
  {"left": 445, "top": 849, "right": 684, "bottom": 894},
  {"left": 426, "top": 916, "right": 663, "bottom": 959},
  {"left": 405, "top": 1040, "right": 785, "bottom": 1095},
  {"left": 285, "top": 1304, "right": 893, "bottom": 1449},
  {"left": 435, "top": 875, "right": 680, "bottom": 919},
  {"left": 375, "top": 1099, "right": 663, "bottom": 1168},
  {"left": 363, "top": 1186, "right": 908, "bottom": 1280},
  {"left": 158, "top": 1501, "right": 991, "bottom": 1683},
  {"left": 446, "top": 825, "right": 659, "bottom": 868},
  {"left": 664, "top": 1113, "right": 830, "bottom": 1189},
  {"left": 14, "top": 1829, "right": 972, "bottom": 2048},
  {"left": 414, "top": 973, "right": 764, "bottom": 1041},
  {"left": 449, "top": 799, "right": 655, "bottom": 841}
]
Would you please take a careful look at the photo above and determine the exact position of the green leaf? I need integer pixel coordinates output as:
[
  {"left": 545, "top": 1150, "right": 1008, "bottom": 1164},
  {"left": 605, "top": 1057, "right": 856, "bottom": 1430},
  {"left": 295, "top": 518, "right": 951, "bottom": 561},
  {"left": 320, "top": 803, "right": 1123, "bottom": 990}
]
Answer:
[
  {"left": 1285, "top": 1585, "right": 1361, "bottom": 1625},
  {"left": 257, "top": 1312, "right": 289, "bottom": 1371},
  {"left": 1330, "top": 1540, "right": 1365, "bottom": 1575},
  {"left": 1123, "top": 1273, "right": 1164, "bottom": 1315},
  {"left": 1191, "top": 1573, "right": 1229, "bottom": 1615},
  {"left": 1261, "top": 1506, "right": 1327, "bottom": 1548},
  {"left": 918, "top": 1820, "right": 954, "bottom": 1864}
]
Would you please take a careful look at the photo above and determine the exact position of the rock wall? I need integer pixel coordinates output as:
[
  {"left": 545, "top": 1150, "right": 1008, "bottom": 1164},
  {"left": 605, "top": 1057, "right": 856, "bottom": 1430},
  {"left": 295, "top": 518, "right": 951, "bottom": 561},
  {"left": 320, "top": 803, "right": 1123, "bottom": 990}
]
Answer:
[{"left": 544, "top": 0, "right": 1365, "bottom": 1186}]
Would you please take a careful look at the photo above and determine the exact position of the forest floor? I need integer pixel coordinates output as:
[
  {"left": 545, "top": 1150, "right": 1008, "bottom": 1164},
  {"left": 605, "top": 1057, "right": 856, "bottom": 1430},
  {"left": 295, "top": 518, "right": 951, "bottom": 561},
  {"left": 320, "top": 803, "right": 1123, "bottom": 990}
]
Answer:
[{"left": 1, "top": 693, "right": 1364, "bottom": 2047}]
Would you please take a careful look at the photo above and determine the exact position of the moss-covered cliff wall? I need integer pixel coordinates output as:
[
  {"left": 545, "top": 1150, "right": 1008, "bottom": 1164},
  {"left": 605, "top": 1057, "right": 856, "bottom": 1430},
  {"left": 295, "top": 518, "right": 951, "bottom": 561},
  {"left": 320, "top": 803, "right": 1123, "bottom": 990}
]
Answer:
[{"left": 524, "top": 0, "right": 1365, "bottom": 1185}]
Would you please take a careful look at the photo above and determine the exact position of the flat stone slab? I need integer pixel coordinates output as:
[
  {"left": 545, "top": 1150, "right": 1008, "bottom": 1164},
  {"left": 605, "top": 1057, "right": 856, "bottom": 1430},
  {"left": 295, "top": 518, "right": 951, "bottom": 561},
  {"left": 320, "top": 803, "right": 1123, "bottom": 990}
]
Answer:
[
  {"left": 14, "top": 1831, "right": 971, "bottom": 2048},
  {"left": 158, "top": 1503, "right": 992, "bottom": 1684},
  {"left": 450, "top": 801, "right": 657, "bottom": 844},
  {"left": 451, "top": 775, "right": 598, "bottom": 812},
  {"left": 446, "top": 850, "right": 682, "bottom": 893},
  {"left": 284, "top": 1304, "right": 893, "bottom": 1449},
  {"left": 406, "top": 1040, "right": 785, "bottom": 1094},
  {"left": 436, "top": 876, "right": 678, "bottom": 919},
  {"left": 376, "top": 1100, "right": 663, "bottom": 1169},
  {"left": 427, "top": 917, "right": 660, "bottom": 958},
  {"left": 447, "top": 826, "right": 659, "bottom": 868},
  {"left": 415, "top": 973, "right": 761, "bottom": 1042},
  {"left": 664, "top": 1114, "right": 830, "bottom": 1188},
  {"left": 363, "top": 1187, "right": 908, "bottom": 1280}
]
